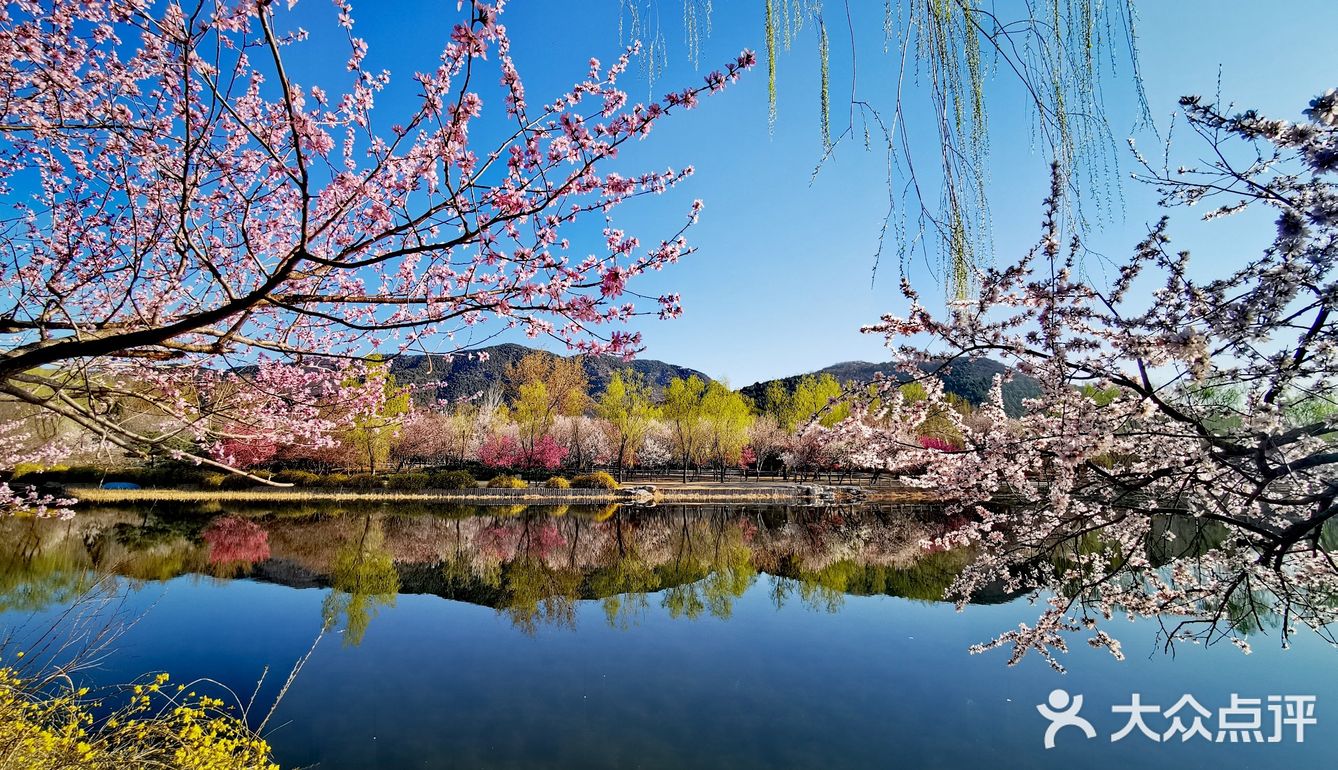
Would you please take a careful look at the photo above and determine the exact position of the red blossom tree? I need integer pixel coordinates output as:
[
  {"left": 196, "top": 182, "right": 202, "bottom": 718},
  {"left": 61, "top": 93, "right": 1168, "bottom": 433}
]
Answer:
[
  {"left": 478, "top": 432, "right": 566, "bottom": 469},
  {"left": 214, "top": 433, "right": 279, "bottom": 469},
  {"left": 523, "top": 434, "right": 568, "bottom": 471},
  {"left": 478, "top": 433, "right": 520, "bottom": 468}
]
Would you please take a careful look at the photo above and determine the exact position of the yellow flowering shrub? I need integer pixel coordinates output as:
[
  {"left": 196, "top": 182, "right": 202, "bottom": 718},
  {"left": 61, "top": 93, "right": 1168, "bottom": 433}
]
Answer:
[{"left": 0, "top": 668, "right": 278, "bottom": 769}]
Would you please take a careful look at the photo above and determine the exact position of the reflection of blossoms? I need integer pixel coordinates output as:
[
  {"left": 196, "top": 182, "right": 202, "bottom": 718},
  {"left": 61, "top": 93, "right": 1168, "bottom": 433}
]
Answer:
[
  {"left": 202, "top": 516, "right": 271, "bottom": 566},
  {"left": 528, "top": 522, "right": 567, "bottom": 563}
]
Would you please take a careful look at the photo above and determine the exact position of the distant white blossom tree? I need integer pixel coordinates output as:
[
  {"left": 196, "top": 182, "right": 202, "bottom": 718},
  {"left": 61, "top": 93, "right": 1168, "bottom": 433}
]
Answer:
[{"left": 845, "top": 92, "right": 1338, "bottom": 670}]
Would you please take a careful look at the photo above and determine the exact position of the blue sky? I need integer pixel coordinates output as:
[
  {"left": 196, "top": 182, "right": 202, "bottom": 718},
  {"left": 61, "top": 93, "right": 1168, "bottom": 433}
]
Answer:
[{"left": 285, "top": 0, "right": 1338, "bottom": 386}]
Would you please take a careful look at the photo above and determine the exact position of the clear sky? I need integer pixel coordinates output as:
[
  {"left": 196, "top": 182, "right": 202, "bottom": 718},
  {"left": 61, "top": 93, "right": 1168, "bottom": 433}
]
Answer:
[{"left": 286, "top": 0, "right": 1338, "bottom": 386}]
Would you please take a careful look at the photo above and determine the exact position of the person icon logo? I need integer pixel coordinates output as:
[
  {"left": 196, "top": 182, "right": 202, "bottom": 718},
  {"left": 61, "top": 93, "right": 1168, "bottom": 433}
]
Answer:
[{"left": 1037, "top": 689, "right": 1097, "bottom": 749}]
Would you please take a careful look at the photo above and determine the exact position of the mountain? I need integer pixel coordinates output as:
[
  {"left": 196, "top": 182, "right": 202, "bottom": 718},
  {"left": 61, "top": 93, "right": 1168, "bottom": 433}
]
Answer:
[
  {"left": 739, "top": 358, "right": 1042, "bottom": 417},
  {"left": 387, "top": 343, "right": 710, "bottom": 403},
  {"left": 386, "top": 344, "right": 1038, "bottom": 414}
]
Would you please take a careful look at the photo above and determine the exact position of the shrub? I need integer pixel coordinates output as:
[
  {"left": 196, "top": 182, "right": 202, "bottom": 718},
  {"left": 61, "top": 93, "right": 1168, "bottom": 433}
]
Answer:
[
  {"left": 570, "top": 471, "right": 618, "bottom": 489},
  {"left": 319, "top": 473, "right": 352, "bottom": 488},
  {"left": 126, "top": 464, "right": 208, "bottom": 486},
  {"left": 429, "top": 470, "right": 476, "bottom": 490},
  {"left": 0, "top": 667, "right": 276, "bottom": 769},
  {"left": 219, "top": 471, "right": 273, "bottom": 490},
  {"left": 486, "top": 474, "right": 528, "bottom": 489},
  {"left": 10, "top": 464, "right": 72, "bottom": 485},
  {"left": 9, "top": 462, "right": 50, "bottom": 480},
  {"left": 543, "top": 476, "right": 571, "bottom": 489},
  {"left": 345, "top": 473, "right": 384, "bottom": 489},
  {"left": 61, "top": 465, "right": 106, "bottom": 483},
  {"left": 273, "top": 469, "right": 321, "bottom": 486},
  {"left": 218, "top": 474, "right": 251, "bottom": 490},
  {"left": 199, "top": 472, "right": 227, "bottom": 489},
  {"left": 387, "top": 472, "right": 430, "bottom": 490}
]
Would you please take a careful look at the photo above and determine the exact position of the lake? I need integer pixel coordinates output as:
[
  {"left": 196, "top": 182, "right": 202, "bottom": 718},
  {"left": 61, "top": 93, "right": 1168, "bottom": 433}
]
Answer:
[{"left": 0, "top": 502, "right": 1332, "bottom": 768}]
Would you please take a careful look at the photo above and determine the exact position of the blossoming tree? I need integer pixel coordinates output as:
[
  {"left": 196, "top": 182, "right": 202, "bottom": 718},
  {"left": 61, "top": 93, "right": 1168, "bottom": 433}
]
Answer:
[
  {"left": 0, "top": 0, "right": 754, "bottom": 512},
  {"left": 847, "top": 92, "right": 1338, "bottom": 669}
]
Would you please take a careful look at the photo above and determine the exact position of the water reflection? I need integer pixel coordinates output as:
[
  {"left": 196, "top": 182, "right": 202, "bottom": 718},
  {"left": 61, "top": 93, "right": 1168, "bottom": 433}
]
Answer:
[{"left": 0, "top": 503, "right": 986, "bottom": 641}]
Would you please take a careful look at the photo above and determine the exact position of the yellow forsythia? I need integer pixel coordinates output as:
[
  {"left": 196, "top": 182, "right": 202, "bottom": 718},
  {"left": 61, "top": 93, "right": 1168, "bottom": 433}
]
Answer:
[{"left": 0, "top": 667, "right": 278, "bottom": 770}]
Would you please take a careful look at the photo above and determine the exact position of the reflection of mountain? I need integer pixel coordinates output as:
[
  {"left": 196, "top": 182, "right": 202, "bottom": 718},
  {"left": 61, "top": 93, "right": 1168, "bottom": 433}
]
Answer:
[{"left": 0, "top": 505, "right": 1006, "bottom": 637}]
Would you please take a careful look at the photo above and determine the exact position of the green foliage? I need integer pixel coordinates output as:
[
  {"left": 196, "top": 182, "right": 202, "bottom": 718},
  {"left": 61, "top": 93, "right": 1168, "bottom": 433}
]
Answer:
[
  {"left": 543, "top": 476, "right": 571, "bottom": 489},
  {"left": 344, "top": 474, "right": 384, "bottom": 490},
  {"left": 219, "top": 471, "right": 273, "bottom": 490},
  {"left": 742, "top": 359, "right": 1042, "bottom": 418},
  {"left": 899, "top": 382, "right": 966, "bottom": 444},
  {"left": 570, "top": 471, "right": 619, "bottom": 490},
  {"left": 343, "top": 357, "right": 411, "bottom": 475},
  {"left": 758, "top": 380, "right": 790, "bottom": 422},
  {"left": 199, "top": 472, "right": 227, "bottom": 489},
  {"left": 507, "top": 352, "right": 589, "bottom": 455},
  {"left": 386, "top": 472, "right": 430, "bottom": 490},
  {"left": 272, "top": 469, "right": 321, "bottom": 486},
  {"left": 486, "top": 474, "right": 528, "bottom": 489},
  {"left": 596, "top": 372, "right": 659, "bottom": 470},
  {"left": 428, "top": 470, "right": 477, "bottom": 489},
  {"left": 9, "top": 463, "right": 50, "bottom": 480},
  {"left": 701, "top": 380, "right": 754, "bottom": 473},
  {"left": 319, "top": 473, "right": 352, "bottom": 488},
  {"left": 786, "top": 373, "right": 848, "bottom": 428},
  {"left": 1284, "top": 393, "right": 1337, "bottom": 432},
  {"left": 663, "top": 375, "right": 709, "bottom": 469},
  {"left": 1079, "top": 384, "right": 1122, "bottom": 407}
]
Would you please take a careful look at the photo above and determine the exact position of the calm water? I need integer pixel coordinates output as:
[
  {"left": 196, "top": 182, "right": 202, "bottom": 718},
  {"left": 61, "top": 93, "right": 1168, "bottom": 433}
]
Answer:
[{"left": 0, "top": 503, "right": 1333, "bottom": 769}]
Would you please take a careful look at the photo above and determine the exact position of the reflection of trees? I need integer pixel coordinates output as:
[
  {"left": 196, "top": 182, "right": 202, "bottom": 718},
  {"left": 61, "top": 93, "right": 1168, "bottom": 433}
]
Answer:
[
  {"left": 0, "top": 519, "right": 98, "bottom": 613},
  {"left": 321, "top": 516, "right": 399, "bottom": 646},
  {"left": 4, "top": 504, "right": 985, "bottom": 635},
  {"left": 774, "top": 548, "right": 979, "bottom": 613},
  {"left": 496, "top": 517, "right": 580, "bottom": 634},
  {"left": 589, "top": 515, "right": 655, "bottom": 629},
  {"left": 201, "top": 516, "right": 270, "bottom": 573},
  {"left": 660, "top": 511, "right": 757, "bottom": 621}
]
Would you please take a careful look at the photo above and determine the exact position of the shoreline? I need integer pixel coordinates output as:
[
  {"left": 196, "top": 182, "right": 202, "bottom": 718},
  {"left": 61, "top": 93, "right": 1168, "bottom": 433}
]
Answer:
[{"left": 64, "top": 482, "right": 936, "bottom": 507}]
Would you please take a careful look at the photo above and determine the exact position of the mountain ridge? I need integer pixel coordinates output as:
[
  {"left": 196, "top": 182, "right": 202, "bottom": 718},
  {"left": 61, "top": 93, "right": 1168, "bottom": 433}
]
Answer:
[
  {"left": 739, "top": 357, "right": 1041, "bottom": 417},
  {"left": 387, "top": 343, "right": 1038, "bottom": 416},
  {"left": 388, "top": 343, "right": 710, "bottom": 403}
]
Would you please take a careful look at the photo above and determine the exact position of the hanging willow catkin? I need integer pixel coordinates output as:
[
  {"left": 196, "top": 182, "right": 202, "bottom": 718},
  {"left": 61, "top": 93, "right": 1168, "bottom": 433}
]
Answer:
[
  {"left": 765, "top": 0, "right": 777, "bottom": 131},
  {"left": 616, "top": 0, "right": 1149, "bottom": 300},
  {"left": 819, "top": 17, "right": 831, "bottom": 150}
]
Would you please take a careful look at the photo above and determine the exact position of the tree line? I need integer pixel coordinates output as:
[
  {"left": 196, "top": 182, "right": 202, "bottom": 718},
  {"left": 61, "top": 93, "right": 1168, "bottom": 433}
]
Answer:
[{"left": 198, "top": 351, "right": 975, "bottom": 484}]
